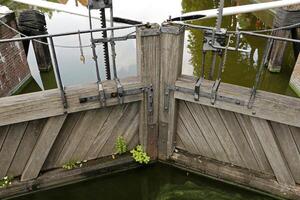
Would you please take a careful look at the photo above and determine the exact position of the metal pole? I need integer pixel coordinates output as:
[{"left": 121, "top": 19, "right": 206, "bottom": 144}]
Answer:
[
  {"left": 48, "top": 36, "right": 68, "bottom": 109},
  {"left": 110, "top": 7, "right": 118, "bottom": 79}
]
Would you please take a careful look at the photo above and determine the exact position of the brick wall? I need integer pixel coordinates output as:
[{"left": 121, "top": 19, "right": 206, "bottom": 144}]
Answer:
[{"left": 0, "top": 12, "right": 31, "bottom": 97}]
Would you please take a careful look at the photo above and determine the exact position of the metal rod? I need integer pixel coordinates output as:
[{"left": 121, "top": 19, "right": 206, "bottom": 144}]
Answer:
[
  {"left": 240, "top": 31, "right": 300, "bottom": 44},
  {"left": 110, "top": 7, "right": 118, "bottom": 79},
  {"left": 48, "top": 37, "right": 68, "bottom": 109},
  {"left": 89, "top": 7, "right": 102, "bottom": 83},
  {"left": 0, "top": 24, "right": 142, "bottom": 43}
]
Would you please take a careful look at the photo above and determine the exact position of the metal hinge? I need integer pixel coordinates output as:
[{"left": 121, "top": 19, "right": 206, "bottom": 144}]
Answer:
[
  {"left": 146, "top": 84, "right": 154, "bottom": 123},
  {"left": 164, "top": 84, "right": 245, "bottom": 110}
]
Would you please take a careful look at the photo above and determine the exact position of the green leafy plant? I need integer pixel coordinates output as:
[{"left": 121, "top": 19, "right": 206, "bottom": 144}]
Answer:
[
  {"left": 62, "top": 160, "right": 87, "bottom": 170},
  {"left": 130, "top": 145, "right": 150, "bottom": 164},
  {"left": 115, "top": 136, "right": 127, "bottom": 155},
  {"left": 0, "top": 176, "right": 13, "bottom": 188}
]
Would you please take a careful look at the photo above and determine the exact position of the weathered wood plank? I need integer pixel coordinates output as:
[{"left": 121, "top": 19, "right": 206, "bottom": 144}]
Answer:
[
  {"left": 137, "top": 25, "right": 160, "bottom": 159},
  {"left": 159, "top": 25, "right": 185, "bottom": 159},
  {"left": 176, "top": 117, "right": 198, "bottom": 154},
  {"left": 55, "top": 111, "right": 96, "bottom": 166},
  {"left": 250, "top": 117, "right": 295, "bottom": 186},
  {"left": 8, "top": 119, "right": 47, "bottom": 177},
  {"left": 21, "top": 115, "right": 67, "bottom": 181},
  {"left": 0, "top": 78, "right": 143, "bottom": 127},
  {"left": 122, "top": 113, "right": 140, "bottom": 151},
  {"left": 100, "top": 103, "right": 139, "bottom": 157},
  {"left": 271, "top": 122, "right": 300, "bottom": 184},
  {"left": 0, "top": 126, "right": 9, "bottom": 151},
  {"left": 186, "top": 102, "right": 229, "bottom": 163},
  {"left": 201, "top": 106, "right": 244, "bottom": 167},
  {"left": 179, "top": 101, "right": 215, "bottom": 158},
  {"left": 72, "top": 107, "right": 113, "bottom": 161},
  {"left": 290, "top": 126, "right": 300, "bottom": 152},
  {"left": 175, "top": 77, "right": 300, "bottom": 128},
  {"left": 0, "top": 122, "right": 28, "bottom": 178},
  {"left": 218, "top": 109, "right": 260, "bottom": 171},
  {"left": 86, "top": 104, "right": 128, "bottom": 160},
  {"left": 235, "top": 114, "right": 273, "bottom": 174},
  {"left": 43, "top": 112, "right": 83, "bottom": 170},
  {"left": 170, "top": 151, "right": 300, "bottom": 200}
]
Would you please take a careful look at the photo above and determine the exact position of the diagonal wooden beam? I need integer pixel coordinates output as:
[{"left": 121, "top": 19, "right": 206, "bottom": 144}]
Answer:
[{"left": 21, "top": 114, "right": 67, "bottom": 181}]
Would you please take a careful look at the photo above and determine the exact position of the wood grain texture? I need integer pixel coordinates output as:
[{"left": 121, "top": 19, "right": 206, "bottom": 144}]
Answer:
[
  {"left": 186, "top": 102, "right": 229, "bottom": 163},
  {"left": 250, "top": 117, "right": 295, "bottom": 186},
  {"left": 178, "top": 101, "right": 215, "bottom": 158},
  {"left": 235, "top": 114, "right": 273, "bottom": 174},
  {"left": 0, "top": 78, "right": 143, "bottom": 127},
  {"left": 175, "top": 77, "right": 300, "bottom": 128},
  {"left": 201, "top": 106, "right": 244, "bottom": 167},
  {"left": 0, "top": 126, "right": 9, "bottom": 151},
  {"left": 0, "top": 122, "right": 28, "bottom": 178},
  {"left": 43, "top": 112, "right": 83, "bottom": 170},
  {"left": 218, "top": 109, "right": 260, "bottom": 171},
  {"left": 8, "top": 119, "right": 47, "bottom": 177},
  {"left": 21, "top": 115, "right": 67, "bottom": 181},
  {"left": 271, "top": 122, "right": 300, "bottom": 184},
  {"left": 290, "top": 126, "right": 300, "bottom": 153}
]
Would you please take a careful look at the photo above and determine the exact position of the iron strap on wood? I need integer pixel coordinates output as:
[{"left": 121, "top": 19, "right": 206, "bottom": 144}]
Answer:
[{"left": 164, "top": 85, "right": 245, "bottom": 111}]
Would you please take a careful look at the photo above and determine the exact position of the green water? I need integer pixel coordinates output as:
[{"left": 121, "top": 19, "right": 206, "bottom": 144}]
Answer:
[
  {"left": 9, "top": 164, "right": 278, "bottom": 200},
  {"left": 1, "top": 0, "right": 299, "bottom": 97}
]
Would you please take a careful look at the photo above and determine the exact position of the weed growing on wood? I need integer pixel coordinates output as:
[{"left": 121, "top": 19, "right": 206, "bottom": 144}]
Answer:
[
  {"left": 62, "top": 160, "right": 87, "bottom": 170},
  {"left": 0, "top": 176, "right": 13, "bottom": 188},
  {"left": 115, "top": 136, "right": 127, "bottom": 155},
  {"left": 130, "top": 145, "right": 150, "bottom": 164}
]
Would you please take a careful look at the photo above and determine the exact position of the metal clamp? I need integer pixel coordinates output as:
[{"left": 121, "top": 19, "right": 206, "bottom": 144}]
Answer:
[
  {"left": 146, "top": 84, "right": 154, "bottom": 116},
  {"left": 194, "top": 77, "right": 203, "bottom": 101},
  {"left": 211, "top": 79, "right": 221, "bottom": 105},
  {"left": 115, "top": 78, "right": 124, "bottom": 104}
]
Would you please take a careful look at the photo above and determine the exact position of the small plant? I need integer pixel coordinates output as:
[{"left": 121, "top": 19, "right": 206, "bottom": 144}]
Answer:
[
  {"left": 62, "top": 160, "right": 87, "bottom": 170},
  {"left": 130, "top": 145, "right": 150, "bottom": 164},
  {"left": 0, "top": 176, "right": 13, "bottom": 188},
  {"left": 115, "top": 136, "right": 127, "bottom": 155}
]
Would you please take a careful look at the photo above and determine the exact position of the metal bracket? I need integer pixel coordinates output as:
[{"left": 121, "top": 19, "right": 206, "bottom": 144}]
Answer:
[
  {"left": 164, "top": 84, "right": 245, "bottom": 110},
  {"left": 115, "top": 78, "right": 124, "bottom": 104},
  {"left": 146, "top": 85, "right": 154, "bottom": 120},
  {"left": 211, "top": 79, "right": 221, "bottom": 105},
  {"left": 203, "top": 29, "right": 227, "bottom": 52},
  {"left": 194, "top": 77, "right": 203, "bottom": 101}
]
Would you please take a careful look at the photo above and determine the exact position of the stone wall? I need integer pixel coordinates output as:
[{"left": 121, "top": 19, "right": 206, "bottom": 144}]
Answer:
[{"left": 0, "top": 11, "right": 31, "bottom": 96}]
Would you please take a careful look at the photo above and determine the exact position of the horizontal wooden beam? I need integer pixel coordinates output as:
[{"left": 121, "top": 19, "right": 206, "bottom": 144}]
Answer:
[
  {"left": 169, "top": 151, "right": 300, "bottom": 200},
  {"left": 174, "top": 76, "right": 300, "bottom": 128},
  {"left": 0, "top": 77, "right": 143, "bottom": 126}
]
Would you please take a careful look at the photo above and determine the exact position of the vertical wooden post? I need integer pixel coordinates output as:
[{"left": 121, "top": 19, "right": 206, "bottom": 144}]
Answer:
[
  {"left": 268, "top": 6, "right": 300, "bottom": 72},
  {"left": 136, "top": 24, "right": 161, "bottom": 159},
  {"left": 159, "top": 24, "right": 185, "bottom": 160}
]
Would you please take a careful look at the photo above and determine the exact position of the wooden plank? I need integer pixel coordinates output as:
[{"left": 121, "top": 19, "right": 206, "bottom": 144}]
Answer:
[
  {"left": 289, "top": 54, "right": 300, "bottom": 96},
  {"left": 250, "top": 117, "right": 295, "bottom": 186},
  {"left": 158, "top": 25, "right": 185, "bottom": 159},
  {"left": 175, "top": 133, "right": 186, "bottom": 151},
  {"left": 201, "top": 106, "right": 245, "bottom": 167},
  {"left": 218, "top": 109, "right": 260, "bottom": 171},
  {"left": 8, "top": 119, "right": 47, "bottom": 177},
  {"left": 235, "top": 114, "right": 273, "bottom": 174},
  {"left": 0, "top": 122, "right": 28, "bottom": 178},
  {"left": 271, "top": 122, "right": 300, "bottom": 184},
  {"left": 55, "top": 110, "right": 97, "bottom": 166},
  {"left": 43, "top": 112, "right": 83, "bottom": 170},
  {"left": 21, "top": 115, "right": 67, "bottom": 181},
  {"left": 72, "top": 107, "right": 113, "bottom": 161},
  {"left": 176, "top": 116, "right": 198, "bottom": 154},
  {"left": 0, "top": 77, "right": 143, "bottom": 127},
  {"left": 178, "top": 101, "right": 215, "bottom": 158},
  {"left": 0, "top": 126, "right": 9, "bottom": 151},
  {"left": 85, "top": 104, "right": 128, "bottom": 160},
  {"left": 290, "top": 126, "right": 300, "bottom": 152},
  {"left": 170, "top": 152, "right": 300, "bottom": 200},
  {"left": 174, "top": 77, "right": 300, "bottom": 128},
  {"left": 122, "top": 113, "right": 140, "bottom": 151},
  {"left": 186, "top": 102, "right": 229, "bottom": 163},
  {"left": 137, "top": 25, "right": 160, "bottom": 159},
  {"left": 99, "top": 103, "right": 139, "bottom": 157}
]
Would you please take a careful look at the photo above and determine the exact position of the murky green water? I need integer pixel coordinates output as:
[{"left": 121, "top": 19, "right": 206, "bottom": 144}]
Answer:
[
  {"left": 1, "top": 0, "right": 298, "bottom": 97},
  {"left": 9, "top": 164, "right": 278, "bottom": 200}
]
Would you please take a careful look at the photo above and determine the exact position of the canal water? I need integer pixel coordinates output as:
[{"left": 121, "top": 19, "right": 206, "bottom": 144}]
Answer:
[
  {"left": 2, "top": 0, "right": 298, "bottom": 96},
  {"left": 9, "top": 164, "right": 278, "bottom": 200}
]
